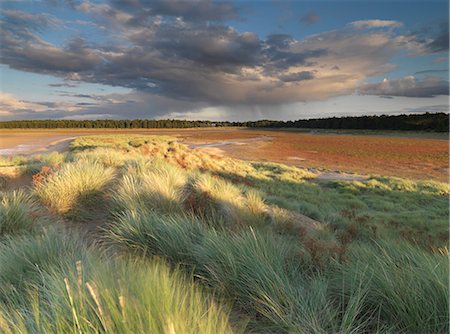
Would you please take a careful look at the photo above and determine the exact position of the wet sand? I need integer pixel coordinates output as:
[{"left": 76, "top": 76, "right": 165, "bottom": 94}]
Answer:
[
  {"left": 0, "top": 135, "right": 75, "bottom": 155},
  {"left": 0, "top": 128, "right": 234, "bottom": 156}
]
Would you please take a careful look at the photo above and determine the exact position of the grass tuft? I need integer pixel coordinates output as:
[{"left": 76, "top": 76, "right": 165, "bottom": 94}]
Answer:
[
  {"left": 115, "top": 159, "right": 187, "bottom": 214},
  {"left": 0, "top": 190, "right": 37, "bottom": 236},
  {"left": 35, "top": 160, "right": 115, "bottom": 214},
  {"left": 333, "top": 241, "right": 449, "bottom": 333}
]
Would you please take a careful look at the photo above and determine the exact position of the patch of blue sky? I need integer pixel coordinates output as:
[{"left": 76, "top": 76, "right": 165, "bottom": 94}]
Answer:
[{"left": 0, "top": 65, "right": 131, "bottom": 103}]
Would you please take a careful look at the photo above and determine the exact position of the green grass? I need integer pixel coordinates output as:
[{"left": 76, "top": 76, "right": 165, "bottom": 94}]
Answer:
[
  {"left": 70, "top": 134, "right": 177, "bottom": 152},
  {"left": 106, "top": 208, "right": 448, "bottom": 333},
  {"left": 0, "top": 155, "right": 29, "bottom": 167},
  {"left": 0, "top": 190, "right": 37, "bottom": 236},
  {"left": 108, "top": 210, "right": 206, "bottom": 266},
  {"left": 107, "top": 209, "right": 302, "bottom": 331},
  {"left": 0, "top": 229, "right": 236, "bottom": 334},
  {"left": 0, "top": 228, "right": 93, "bottom": 304},
  {"left": 0, "top": 134, "right": 447, "bottom": 333},
  {"left": 219, "top": 171, "right": 449, "bottom": 247},
  {"left": 333, "top": 241, "right": 449, "bottom": 333}
]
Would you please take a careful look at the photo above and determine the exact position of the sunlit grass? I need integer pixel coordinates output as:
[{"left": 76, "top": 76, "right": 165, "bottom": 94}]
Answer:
[
  {"left": 0, "top": 155, "right": 29, "bottom": 167},
  {"left": 35, "top": 159, "right": 115, "bottom": 214},
  {"left": 114, "top": 159, "right": 188, "bottom": 214},
  {"left": 26, "top": 151, "right": 66, "bottom": 174},
  {"left": 0, "top": 134, "right": 447, "bottom": 333}
]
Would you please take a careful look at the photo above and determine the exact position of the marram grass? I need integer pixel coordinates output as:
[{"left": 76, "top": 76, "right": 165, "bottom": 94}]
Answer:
[
  {"left": 0, "top": 134, "right": 447, "bottom": 333},
  {"left": 0, "top": 190, "right": 37, "bottom": 236},
  {"left": 0, "top": 229, "right": 237, "bottom": 334},
  {"left": 107, "top": 208, "right": 449, "bottom": 332},
  {"left": 35, "top": 159, "right": 115, "bottom": 214},
  {"left": 333, "top": 241, "right": 449, "bottom": 333}
]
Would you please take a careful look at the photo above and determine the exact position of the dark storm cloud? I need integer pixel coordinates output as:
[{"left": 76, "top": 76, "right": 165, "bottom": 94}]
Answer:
[
  {"left": 77, "top": 0, "right": 239, "bottom": 26},
  {"left": 2, "top": 1, "right": 442, "bottom": 110},
  {"left": 265, "top": 34, "right": 294, "bottom": 48},
  {"left": 75, "top": 102, "right": 98, "bottom": 106},
  {"left": 279, "top": 71, "right": 315, "bottom": 82},
  {"left": 0, "top": 4, "right": 329, "bottom": 105},
  {"left": 139, "top": 0, "right": 238, "bottom": 21},
  {"left": 150, "top": 25, "right": 262, "bottom": 69},
  {"left": 0, "top": 8, "right": 62, "bottom": 45},
  {"left": 409, "top": 19, "right": 449, "bottom": 53},
  {"left": 359, "top": 76, "right": 449, "bottom": 98},
  {"left": 264, "top": 48, "right": 327, "bottom": 71},
  {"left": 300, "top": 12, "right": 320, "bottom": 25},
  {"left": 1, "top": 9, "right": 61, "bottom": 31},
  {"left": 1, "top": 38, "right": 101, "bottom": 74},
  {"left": 0, "top": 8, "right": 101, "bottom": 75},
  {"left": 425, "top": 21, "right": 449, "bottom": 53},
  {"left": 109, "top": 0, "right": 238, "bottom": 22}
]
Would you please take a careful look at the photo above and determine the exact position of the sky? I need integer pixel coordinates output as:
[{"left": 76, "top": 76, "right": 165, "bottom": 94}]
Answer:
[{"left": 0, "top": 0, "right": 448, "bottom": 121}]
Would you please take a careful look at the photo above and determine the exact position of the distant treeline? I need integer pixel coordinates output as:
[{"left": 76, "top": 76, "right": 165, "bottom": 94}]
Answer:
[
  {"left": 242, "top": 113, "right": 449, "bottom": 132},
  {"left": 0, "top": 119, "right": 220, "bottom": 129},
  {"left": 0, "top": 113, "right": 448, "bottom": 131}
]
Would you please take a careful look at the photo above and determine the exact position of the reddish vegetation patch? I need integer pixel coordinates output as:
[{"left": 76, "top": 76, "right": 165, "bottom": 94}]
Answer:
[
  {"left": 185, "top": 129, "right": 449, "bottom": 182},
  {"left": 32, "top": 166, "right": 54, "bottom": 187},
  {"left": 303, "top": 237, "right": 348, "bottom": 269}
]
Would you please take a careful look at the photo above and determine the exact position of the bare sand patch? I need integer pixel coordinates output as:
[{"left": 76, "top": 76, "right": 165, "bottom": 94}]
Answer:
[
  {"left": 288, "top": 156, "right": 306, "bottom": 161},
  {"left": 194, "top": 147, "right": 226, "bottom": 156},
  {"left": 0, "top": 167, "right": 32, "bottom": 191},
  {"left": 188, "top": 136, "right": 273, "bottom": 149}
]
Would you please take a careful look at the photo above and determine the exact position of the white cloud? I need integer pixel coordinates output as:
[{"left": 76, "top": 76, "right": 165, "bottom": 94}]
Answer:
[
  {"left": 0, "top": 92, "right": 48, "bottom": 115},
  {"left": 350, "top": 20, "right": 403, "bottom": 29}
]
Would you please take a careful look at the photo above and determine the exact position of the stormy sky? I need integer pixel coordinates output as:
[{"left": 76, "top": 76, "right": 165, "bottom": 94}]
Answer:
[{"left": 0, "top": 0, "right": 448, "bottom": 121}]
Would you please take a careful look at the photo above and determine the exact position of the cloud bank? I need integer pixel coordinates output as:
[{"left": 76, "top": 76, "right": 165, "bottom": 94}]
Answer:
[
  {"left": 0, "top": 0, "right": 448, "bottom": 120},
  {"left": 359, "top": 76, "right": 449, "bottom": 98}
]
